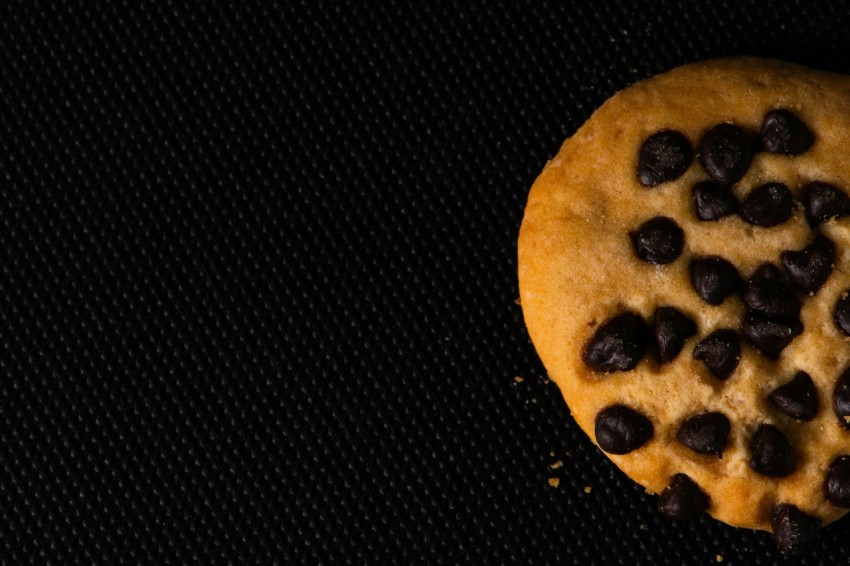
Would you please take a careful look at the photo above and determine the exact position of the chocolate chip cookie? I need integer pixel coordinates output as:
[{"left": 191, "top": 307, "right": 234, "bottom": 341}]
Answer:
[{"left": 517, "top": 57, "right": 850, "bottom": 553}]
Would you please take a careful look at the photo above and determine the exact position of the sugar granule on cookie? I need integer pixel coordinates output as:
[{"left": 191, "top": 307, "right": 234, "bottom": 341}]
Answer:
[{"left": 518, "top": 57, "right": 850, "bottom": 553}]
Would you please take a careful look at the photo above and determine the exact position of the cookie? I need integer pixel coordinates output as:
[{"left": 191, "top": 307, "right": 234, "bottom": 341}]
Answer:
[{"left": 517, "top": 57, "right": 850, "bottom": 552}]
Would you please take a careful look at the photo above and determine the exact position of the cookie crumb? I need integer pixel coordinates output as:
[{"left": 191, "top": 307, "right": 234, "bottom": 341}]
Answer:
[
  {"left": 639, "top": 523, "right": 647, "bottom": 530},
  {"left": 550, "top": 460, "right": 563, "bottom": 469},
  {"left": 548, "top": 477, "right": 560, "bottom": 488},
  {"left": 514, "top": 297, "right": 522, "bottom": 306},
  {"left": 584, "top": 485, "right": 592, "bottom": 494},
  {"left": 716, "top": 555, "right": 723, "bottom": 563},
  {"left": 514, "top": 376, "right": 524, "bottom": 383}
]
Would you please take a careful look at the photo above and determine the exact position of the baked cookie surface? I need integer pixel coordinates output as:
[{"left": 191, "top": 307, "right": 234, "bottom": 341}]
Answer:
[{"left": 518, "top": 57, "right": 850, "bottom": 549}]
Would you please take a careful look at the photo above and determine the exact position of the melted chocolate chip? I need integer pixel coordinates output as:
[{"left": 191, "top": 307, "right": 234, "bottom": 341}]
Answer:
[
  {"left": 826, "top": 456, "right": 850, "bottom": 507},
  {"left": 803, "top": 181, "right": 850, "bottom": 226},
  {"left": 692, "top": 180, "right": 738, "bottom": 221},
  {"left": 699, "top": 124, "right": 752, "bottom": 184},
  {"left": 741, "top": 312, "right": 802, "bottom": 359},
  {"left": 658, "top": 474, "right": 710, "bottom": 520},
  {"left": 833, "top": 368, "right": 850, "bottom": 429},
  {"left": 638, "top": 130, "right": 693, "bottom": 187},
  {"left": 769, "top": 371, "right": 818, "bottom": 421},
  {"left": 594, "top": 405, "right": 654, "bottom": 454},
  {"left": 653, "top": 306, "right": 697, "bottom": 363},
  {"left": 740, "top": 182, "right": 793, "bottom": 227},
  {"left": 743, "top": 263, "right": 800, "bottom": 319},
  {"left": 693, "top": 329, "right": 740, "bottom": 380},
  {"left": 629, "top": 217, "right": 685, "bottom": 264},
  {"left": 583, "top": 312, "right": 647, "bottom": 372},
  {"left": 760, "top": 110, "right": 814, "bottom": 155},
  {"left": 771, "top": 503, "right": 820, "bottom": 555},
  {"left": 781, "top": 235, "right": 835, "bottom": 294},
  {"left": 834, "top": 292, "right": 850, "bottom": 338},
  {"left": 749, "top": 424, "right": 795, "bottom": 477},
  {"left": 676, "top": 412, "right": 730, "bottom": 457},
  {"left": 689, "top": 257, "right": 742, "bottom": 306}
]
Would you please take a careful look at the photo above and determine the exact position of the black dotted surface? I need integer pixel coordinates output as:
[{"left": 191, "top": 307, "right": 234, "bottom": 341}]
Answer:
[{"left": 2, "top": 0, "right": 850, "bottom": 563}]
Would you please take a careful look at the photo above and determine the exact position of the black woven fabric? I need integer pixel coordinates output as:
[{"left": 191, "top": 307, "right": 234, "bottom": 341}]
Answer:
[{"left": 2, "top": 0, "right": 850, "bottom": 563}]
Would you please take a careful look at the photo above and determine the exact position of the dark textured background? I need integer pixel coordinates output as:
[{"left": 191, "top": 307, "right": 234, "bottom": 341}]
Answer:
[{"left": 2, "top": 0, "right": 850, "bottom": 563}]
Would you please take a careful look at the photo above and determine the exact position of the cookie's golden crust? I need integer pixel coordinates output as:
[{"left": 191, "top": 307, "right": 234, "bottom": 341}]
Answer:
[{"left": 518, "top": 57, "right": 850, "bottom": 531}]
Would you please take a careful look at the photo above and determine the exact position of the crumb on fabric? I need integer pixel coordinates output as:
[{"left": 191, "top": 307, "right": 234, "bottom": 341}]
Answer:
[
  {"left": 639, "top": 523, "right": 647, "bottom": 530},
  {"left": 548, "top": 477, "right": 560, "bottom": 488},
  {"left": 584, "top": 485, "right": 592, "bottom": 494},
  {"left": 549, "top": 460, "right": 563, "bottom": 469},
  {"left": 514, "top": 297, "right": 521, "bottom": 305},
  {"left": 514, "top": 376, "right": 524, "bottom": 383},
  {"left": 716, "top": 555, "right": 723, "bottom": 563}
]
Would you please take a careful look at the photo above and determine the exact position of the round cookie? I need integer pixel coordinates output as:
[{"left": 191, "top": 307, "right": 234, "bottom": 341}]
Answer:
[{"left": 518, "top": 57, "right": 850, "bottom": 552}]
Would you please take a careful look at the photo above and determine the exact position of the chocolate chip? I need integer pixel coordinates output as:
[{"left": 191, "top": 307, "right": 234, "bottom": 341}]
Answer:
[
  {"left": 834, "top": 291, "right": 850, "bottom": 338},
  {"left": 689, "top": 257, "right": 742, "bottom": 305},
  {"left": 749, "top": 424, "right": 795, "bottom": 477},
  {"left": 742, "top": 263, "right": 801, "bottom": 319},
  {"left": 658, "top": 474, "right": 710, "bottom": 519},
  {"left": 653, "top": 306, "right": 697, "bottom": 363},
  {"left": 760, "top": 109, "right": 814, "bottom": 155},
  {"left": 803, "top": 181, "right": 850, "bottom": 226},
  {"left": 594, "top": 405, "right": 654, "bottom": 454},
  {"left": 769, "top": 371, "right": 817, "bottom": 421},
  {"left": 676, "top": 412, "right": 730, "bottom": 457},
  {"left": 826, "top": 456, "right": 850, "bottom": 507},
  {"left": 629, "top": 217, "right": 685, "bottom": 264},
  {"left": 740, "top": 182, "right": 793, "bottom": 227},
  {"left": 693, "top": 329, "right": 740, "bottom": 380},
  {"left": 833, "top": 368, "right": 850, "bottom": 429},
  {"left": 692, "top": 180, "right": 738, "bottom": 221},
  {"left": 771, "top": 503, "right": 820, "bottom": 554},
  {"left": 781, "top": 235, "right": 835, "bottom": 294},
  {"left": 638, "top": 130, "right": 693, "bottom": 187},
  {"left": 699, "top": 123, "right": 752, "bottom": 184},
  {"left": 741, "top": 312, "right": 802, "bottom": 359},
  {"left": 582, "top": 312, "right": 647, "bottom": 372}
]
